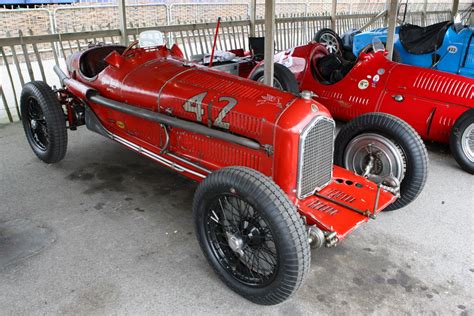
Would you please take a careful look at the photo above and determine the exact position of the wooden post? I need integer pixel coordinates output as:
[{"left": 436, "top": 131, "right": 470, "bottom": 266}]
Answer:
[
  {"left": 386, "top": 0, "right": 398, "bottom": 61},
  {"left": 118, "top": 0, "right": 127, "bottom": 45},
  {"left": 263, "top": 0, "right": 275, "bottom": 87},
  {"left": 330, "top": 0, "right": 337, "bottom": 31},
  {"left": 249, "top": 0, "right": 257, "bottom": 37},
  {"left": 451, "top": 0, "right": 459, "bottom": 19},
  {"left": 421, "top": 0, "right": 428, "bottom": 26}
]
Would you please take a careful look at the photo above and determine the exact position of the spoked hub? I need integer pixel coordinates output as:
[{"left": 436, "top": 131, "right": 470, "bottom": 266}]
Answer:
[
  {"left": 461, "top": 123, "right": 474, "bottom": 163},
  {"left": 344, "top": 133, "right": 406, "bottom": 183},
  {"left": 319, "top": 33, "right": 340, "bottom": 54},
  {"left": 26, "top": 97, "right": 49, "bottom": 151},
  {"left": 206, "top": 194, "right": 278, "bottom": 287}
]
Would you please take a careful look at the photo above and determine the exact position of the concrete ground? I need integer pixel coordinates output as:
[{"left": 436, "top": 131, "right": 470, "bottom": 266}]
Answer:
[{"left": 0, "top": 122, "right": 473, "bottom": 315}]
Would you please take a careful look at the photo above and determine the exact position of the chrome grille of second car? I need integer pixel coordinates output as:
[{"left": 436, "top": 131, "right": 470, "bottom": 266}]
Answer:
[{"left": 297, "top": 116, "right": 335, "bottom": 199}]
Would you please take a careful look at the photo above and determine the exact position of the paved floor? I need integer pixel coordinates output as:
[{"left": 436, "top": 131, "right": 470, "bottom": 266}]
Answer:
[{"left": 0, "top": 122, "right": 473, "bottom": 315}]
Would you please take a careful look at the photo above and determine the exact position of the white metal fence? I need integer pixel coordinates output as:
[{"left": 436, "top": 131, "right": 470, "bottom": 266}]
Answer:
[{"left": 0, "top": 2, "right": 470, "bottom": 123}]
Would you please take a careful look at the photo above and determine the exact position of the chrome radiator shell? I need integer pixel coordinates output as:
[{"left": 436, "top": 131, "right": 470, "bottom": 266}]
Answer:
[{"left": 297, "top": 116, "right": 335, "bottom": 199}]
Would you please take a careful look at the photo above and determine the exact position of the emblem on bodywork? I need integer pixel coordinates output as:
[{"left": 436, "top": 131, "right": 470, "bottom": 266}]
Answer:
[
  {"left": 116, "top": 121, "right": 125, "bottom": 128},
  {"left": 447, "top": 45, "right": 457, "bottom": 54},
  {"left": 358, "top": 79, "right": 369, "bottom": 90},
  {"left": 257, "top": 94, "right": 282, "bottom": 108}
]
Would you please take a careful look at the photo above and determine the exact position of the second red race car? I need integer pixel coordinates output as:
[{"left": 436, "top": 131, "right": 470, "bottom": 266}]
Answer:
[{"left": 246, "top": 40, "right": 473, "bottom": 176}]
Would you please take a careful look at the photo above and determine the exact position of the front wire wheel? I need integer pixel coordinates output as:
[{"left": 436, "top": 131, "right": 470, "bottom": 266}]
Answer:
[
  {"left": 193, "top": 167, "right": 310, "bottom": 305},
  {"left": 206, "top": 194, "right": 279, "bottom": 287}
]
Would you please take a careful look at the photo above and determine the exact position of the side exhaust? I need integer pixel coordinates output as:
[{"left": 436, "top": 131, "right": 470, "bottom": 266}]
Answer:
[{"left": 54, "top": 66, "right": 262, "bottom": 151}]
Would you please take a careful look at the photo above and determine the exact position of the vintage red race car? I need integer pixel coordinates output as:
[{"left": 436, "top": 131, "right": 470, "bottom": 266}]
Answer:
[
  {"left": 20, "top": 41, "right": 426, "bottom": 305},
  {"left": 246, "top": 41, "right": 474, "bottom": 175}
]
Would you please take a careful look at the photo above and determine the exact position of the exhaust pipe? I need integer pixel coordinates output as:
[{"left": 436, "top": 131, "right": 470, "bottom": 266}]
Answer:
[{"left": 54, "top": 66, "right": 263, "bottom": 151}]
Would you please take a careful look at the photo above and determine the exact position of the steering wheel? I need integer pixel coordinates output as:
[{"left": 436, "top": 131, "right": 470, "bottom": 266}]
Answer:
[
  {"left": 310, "top": 45, "right": 330, "bottom": 82},
  {"left": 122, "top": 40, "right": 139, "bottom": 56}
]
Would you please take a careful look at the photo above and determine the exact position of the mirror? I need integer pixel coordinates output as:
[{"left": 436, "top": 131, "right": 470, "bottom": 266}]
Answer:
[
  {"left": 139, "top": 31, "right": 165, "bottom": 48},
  {"left": 372, "top": 37, "right": 385, "bottom": 53}
]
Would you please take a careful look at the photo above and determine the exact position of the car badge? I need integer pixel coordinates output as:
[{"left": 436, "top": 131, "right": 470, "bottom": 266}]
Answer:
[
  {"left": 358, "top": 79, "right": 369, "bottom": 90},
  {"left": 447, "top": 45, "right": 457, "bottom": 54}
]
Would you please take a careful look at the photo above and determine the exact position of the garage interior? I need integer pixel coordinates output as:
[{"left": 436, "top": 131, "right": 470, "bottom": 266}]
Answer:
[{"left": 0, "top": 0, "right": 473, "bottom": 314}]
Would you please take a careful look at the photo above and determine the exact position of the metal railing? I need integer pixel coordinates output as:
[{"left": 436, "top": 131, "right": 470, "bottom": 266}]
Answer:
[{"left": 0, "top": 9, "right": 456, "bottom": 123}]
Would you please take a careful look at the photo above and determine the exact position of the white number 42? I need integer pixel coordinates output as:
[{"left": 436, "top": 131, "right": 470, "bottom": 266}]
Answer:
[{"left": 182, "top": 92, "right": 237, "bottom": 129}]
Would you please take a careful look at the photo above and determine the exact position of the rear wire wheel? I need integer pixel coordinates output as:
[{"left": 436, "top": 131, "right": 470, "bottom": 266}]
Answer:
[
  {"left": 193, "top": 167, "right": 310, "bottom": 305},
  {"left": 20, "top": 81, "right": 67, "bottom": 163}
]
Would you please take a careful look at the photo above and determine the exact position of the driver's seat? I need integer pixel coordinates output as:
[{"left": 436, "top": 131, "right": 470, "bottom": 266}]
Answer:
[
  {"left": 312, "top": 50, "right": 353, "bottom": 84},
  {"left": 79, "top": 45, "right": 126, "bottom": 78}
]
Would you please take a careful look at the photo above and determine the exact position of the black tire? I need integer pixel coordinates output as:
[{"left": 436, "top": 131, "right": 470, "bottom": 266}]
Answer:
[
  {"left": 449, "top": 109, "right": 474, "bottom": 174},
  {"left": 193, "top": 167, "right": 310, "bottom": 305},
  {"left": 249, "top": 63, "right": 299, "bottom": 94},
  {"left": 313, "top": 28, "right": 343, "bottom": 55},
  {"left": 20, "top": 81, "right": 67, "bottom": 163},
  {"left": 334, "top": 113, "right": 428, "bottom": 211}
]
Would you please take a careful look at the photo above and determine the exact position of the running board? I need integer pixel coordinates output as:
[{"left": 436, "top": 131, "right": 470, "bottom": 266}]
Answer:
[{"left": 85, "top": 107, "right": 210, "bottom": 179}]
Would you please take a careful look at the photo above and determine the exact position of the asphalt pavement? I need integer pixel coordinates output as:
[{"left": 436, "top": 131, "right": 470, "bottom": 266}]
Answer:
[{"left": 0, "top": 122, "right": 473, "bottom": 315}]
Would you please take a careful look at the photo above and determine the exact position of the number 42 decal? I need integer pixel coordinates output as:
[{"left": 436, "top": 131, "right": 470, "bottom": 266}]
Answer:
[{"left": 182, "top": 92, "right": 237, "bottom": 129}]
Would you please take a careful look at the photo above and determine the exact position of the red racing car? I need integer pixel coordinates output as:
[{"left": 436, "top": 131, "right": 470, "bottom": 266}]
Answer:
[
  {"left": 19, "top": 41, "right": 427, "bottom": 304},
  {"left": 247, "top": 41, "right": 474, "bottom": 175}
]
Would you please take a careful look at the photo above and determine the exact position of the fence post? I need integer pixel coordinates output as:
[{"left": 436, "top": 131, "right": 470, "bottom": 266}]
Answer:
[
  {"left": 249, "top": 0, "right": 256, "bottom": 37},
  {"left": 421, "top": 0, "right": 427, "bottom": 26},
  {"left": 264, "top": 0, "right": 275, "bottom": 87},
  {"left": 386, "top": 0, "right": 398, "bottom": 61},
  {"left": 451, "top": 0, "right": 459, "bottom": 18},
  {"left": 330, "top": 0, "right": 337, "bottom": 30},
  {"left": 117, "top": 0, "right": 128, "bottom": 45}
]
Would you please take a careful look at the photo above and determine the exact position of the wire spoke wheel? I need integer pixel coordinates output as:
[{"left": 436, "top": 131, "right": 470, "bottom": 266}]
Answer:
[
  {"left": 206, "top": 194, "right": 279, "bottom": 287},
  {"left": 193, "top": 167, "right": 310, "bottom": 305},
  {"left": 20, "top": 81, "right": 67, "bottom": 163},
  {"left": 26, "top": 97, "right": 49, "bottom": 151}
]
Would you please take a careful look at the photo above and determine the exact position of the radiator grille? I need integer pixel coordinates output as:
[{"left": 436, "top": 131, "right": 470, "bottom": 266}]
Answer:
[{"left": 297, "top": 116, "right": 335, "bottom": 199}]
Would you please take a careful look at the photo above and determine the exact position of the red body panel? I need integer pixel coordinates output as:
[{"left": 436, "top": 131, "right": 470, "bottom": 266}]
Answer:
[
  {"left": 63, "top": 45, "right": 397, "bottom": 241},
  {"left": 272, "top": 43, "right": 474, "bottom": 144}
]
